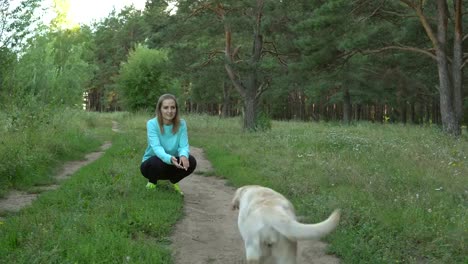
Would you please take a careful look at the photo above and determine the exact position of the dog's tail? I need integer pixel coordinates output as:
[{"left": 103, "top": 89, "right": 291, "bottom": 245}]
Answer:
[{"left": 268, "top": 209, "right": 340, "bottom": 241}]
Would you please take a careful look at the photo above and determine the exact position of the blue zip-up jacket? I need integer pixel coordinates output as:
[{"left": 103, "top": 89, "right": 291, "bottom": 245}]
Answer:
[{"left": 142, "top": 118, "right": 190, "bottom": 164}]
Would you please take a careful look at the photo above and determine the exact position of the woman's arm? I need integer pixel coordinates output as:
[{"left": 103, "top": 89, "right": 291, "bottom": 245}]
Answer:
[
  {"left": 147, "top": 120, "right": 172, "bottom": 164},
  {"left": 178, "top": 120, "right": 190, "bottom": 158}
]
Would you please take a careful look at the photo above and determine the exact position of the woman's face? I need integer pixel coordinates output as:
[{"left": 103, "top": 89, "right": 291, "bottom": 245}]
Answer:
[{"left": 160, "top": 99, "right": 177, "bottom": 124}]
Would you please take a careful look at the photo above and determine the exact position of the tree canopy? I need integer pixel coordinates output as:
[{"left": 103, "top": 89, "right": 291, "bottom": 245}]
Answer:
[{"left": 0, "top": 0, "right": 466, "bottom": 135}]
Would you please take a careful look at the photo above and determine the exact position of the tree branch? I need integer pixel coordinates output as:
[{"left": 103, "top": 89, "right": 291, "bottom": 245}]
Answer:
[
  {"left": 199, "top": 49, "right": 224, "bottom": 67},
  {"left": 188, "top": 3, "right": 211, "bottom": 19},
  {"left": 189, "top": 2, "right": 228, "bottom": 21},
  {"left": 358, "top": 0, "right": 387, "bottom": 22},
  {"left": 358, "top": 45, "right": 437, "bottom": 60},
  {"left": 262, "top": 40, "right": 288, "bottom": 66},
  {"left": 400, "top": 0, "right": 416, "bottom": 9},
  {"left": 262, "top": 49, "right": 288, "bottom": 66},
  {"left": 381, "top": 9, "right": 416, "bottom": 18},
  {"left": 463, "top": 34, "right": 468, "bottom": 43},
  {"left": 255, "top": 79, "right": 270, "bottom": 100},
  {"left": 224, "top": 63, "right": 245, "bottom": 98},
  {"left": 232, "top": 45, "right": 241, "bottom": 61},
  {"left": 416, "top": 7, "right": 438, "bottom": 48},
  {"left": 350, "top": 0, "right": 373, "bottom": 15}
]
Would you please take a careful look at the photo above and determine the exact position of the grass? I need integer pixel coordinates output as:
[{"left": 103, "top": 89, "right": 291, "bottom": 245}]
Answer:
[
  {"left": 187, "top": 115, "right": 467, "bottom": 264},
  {"left": 0, "top": 111, "right": 183, "bottom": 263},
  {"left": 0, "top": 107, "right": 114, "bottom": 196},
  {"left": 0, "top": 111, "right": 466, "bottom": 263}
]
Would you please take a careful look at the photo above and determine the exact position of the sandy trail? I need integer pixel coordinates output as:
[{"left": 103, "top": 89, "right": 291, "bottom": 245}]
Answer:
[
  {"left": 171, "top": 147, "right": 340, "bottom": 264},
  {"left": 0, "top": 121, "right": 120, "bottom": 220},
  {"left": 0, "top": 119, "right": 339, "bottom": 263},
  {"left": 0, "top": 142, "right": 111, "bottom": 219}
]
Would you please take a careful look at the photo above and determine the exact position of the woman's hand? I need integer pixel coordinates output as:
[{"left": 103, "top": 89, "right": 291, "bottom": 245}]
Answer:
[
  {"left": 171, "top": 156, "right": 185, "bottom": 170},
  {"left": 180, "top": 156, "right": 190, "bottom": 171}
]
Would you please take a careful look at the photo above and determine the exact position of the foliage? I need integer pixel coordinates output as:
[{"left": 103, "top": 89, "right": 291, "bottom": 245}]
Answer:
[
  {"left": 87, "top": 6, "right": 148, "bottom": 111},
  {"left": 254, "top": 111, "right": 272, "bottom": 131},
  {"left": 2, "top": 0, "right": 466, "bottom": 134},
  {"left": 116, "top": 45, "right": 175, "bottom": 111},
  {"left": 8, "top": 26, "right": 94, "bottom": 108},
  {"left": 0, "top": 0, "right": 41, "bottom": 102},
  {"left": 155, "top": 1, "right": 227, "bottom": 110},
  {"left": 0, "top": 0, "right": 41, "bottom": 49},
  {"left": 0, "top": 47, "right": 17, "bottom": 101}
]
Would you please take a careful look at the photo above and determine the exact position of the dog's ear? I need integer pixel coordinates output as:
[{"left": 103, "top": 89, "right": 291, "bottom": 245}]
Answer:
[{"left": 231, "top": 187, "right": 243, "bottom": 210}]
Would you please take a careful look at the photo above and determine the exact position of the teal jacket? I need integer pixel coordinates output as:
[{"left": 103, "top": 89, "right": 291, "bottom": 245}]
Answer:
[{"left": 142, "top": 118, "right": 190, "bottom": 164}]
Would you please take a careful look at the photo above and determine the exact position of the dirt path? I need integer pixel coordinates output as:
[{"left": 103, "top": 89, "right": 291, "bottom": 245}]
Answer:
[
  {"left": 0, "top": 121, "right": 121, "bottom": 219},
  {"left": 171, "top": 147, "right": 340, "bottom": 264},
  {"left": 0, "top": 119, "right": 339, "bottom": 263},
  {"left": 0, "top": 142, "right": 112, "bottom": 220}
]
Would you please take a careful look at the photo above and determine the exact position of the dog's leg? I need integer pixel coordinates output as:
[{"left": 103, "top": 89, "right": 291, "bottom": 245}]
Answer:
[
  {"left": 245, "top": 238, "right": 262, "bottom": 264},
  {"left": 272, "top": 238, "right": 297, "bottom": 264}
]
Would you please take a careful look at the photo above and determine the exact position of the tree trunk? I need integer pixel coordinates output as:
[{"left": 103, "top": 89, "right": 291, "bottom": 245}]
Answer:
[
  {"left": 376, "top": 104, "right": 381, "bottom": 122},
  {"left": 222, "top": 81, "right": 230, "bottom": 118},
  {"left": 435, "top": 0, "right": 460, "bottom": 135},
  {"left": 299, "top": 91, "right": 306, "bottom": 120},
  {"left": 355, "top": 104, "right": 362, "bottom": 121},
  {"left": 452, "top": 0, "right": 463, "bottom": 123},
  {"left": 432, "top": 97, "right": 440, "bottom": 124},
  {"left": 343, "top": 87, "right": 351, "bottom": 124},
  {"left": 410, "top": 101, "right": 415, "bottom": 124},
  {"left": 223, "top": 0, "right": 266, "bottom": 131},
  {"left": 425, "top": 103, "right": 431, "bottom": 124},
  {"left": 244, "top": 92, "right": 257, "bottom": 129},
  {"left": 87, "top": 88, "right": 102, "bottom": 111},
  {"left": 401, "top": 102, "right": 408, "bottom": 124}
]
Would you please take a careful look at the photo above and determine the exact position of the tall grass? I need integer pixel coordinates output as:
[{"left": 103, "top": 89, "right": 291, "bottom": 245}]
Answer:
[
  {"left": 0, "top": 105, "right": 114, "bottom": 196},
  {"left": 187, "top": 115, "right": 467, "bottom": 263},
  {"left": 0, "top": 112, "right": 466, "bottom": 263},
  {"left": 0, "top": 111, "right": 182, "bottom": 263}
]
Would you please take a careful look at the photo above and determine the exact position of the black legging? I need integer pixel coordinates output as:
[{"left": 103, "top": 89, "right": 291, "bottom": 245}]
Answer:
[{"left": 140, "top": 155, "right": 197, "bottom": 184}]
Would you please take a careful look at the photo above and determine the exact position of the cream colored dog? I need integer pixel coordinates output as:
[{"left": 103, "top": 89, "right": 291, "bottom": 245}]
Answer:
[{"left": 232, "top": 185, "right": 340, "bottom": 264}]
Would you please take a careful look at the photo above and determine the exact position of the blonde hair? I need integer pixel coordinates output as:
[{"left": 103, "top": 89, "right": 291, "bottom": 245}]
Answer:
[{"left": 156, "top": 94, "right": 180, "bottom": 134}]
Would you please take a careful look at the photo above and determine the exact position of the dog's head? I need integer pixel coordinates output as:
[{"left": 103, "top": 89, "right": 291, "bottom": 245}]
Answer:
[{"left": 231, "top": 186, "right": 248, "bottom": 210}]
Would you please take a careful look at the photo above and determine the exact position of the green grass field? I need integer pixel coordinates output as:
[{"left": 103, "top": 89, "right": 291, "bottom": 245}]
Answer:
[
  {"left": 187, "top": 115, "right": 467, "bottom": 263},
  {"left": 0, "top": 111, "right": 466, "bottom": 263}
]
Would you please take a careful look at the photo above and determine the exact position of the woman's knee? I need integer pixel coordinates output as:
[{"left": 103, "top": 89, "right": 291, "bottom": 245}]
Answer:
[
  {"left": 140, "top": 159, "right": 151, "bottom": 178},
  {"left": 189, "top": 155, "right": 197, "bottom": 169},
  {"left": 142, "top": 156, "right": 166, "bottom": 176}
]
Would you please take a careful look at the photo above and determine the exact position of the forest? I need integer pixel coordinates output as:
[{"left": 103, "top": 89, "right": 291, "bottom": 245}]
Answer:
[
  {"left": 1, "top": 1, "right": 467, "bottom": 263},
  {"left": 0, "top": 0, "right": 467, "bottom": 135}
]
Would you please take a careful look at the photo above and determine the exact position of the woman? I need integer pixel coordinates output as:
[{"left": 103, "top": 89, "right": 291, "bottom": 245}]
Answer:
[{"left": 140, "top": 94, "right": 197, "bottom": 195}]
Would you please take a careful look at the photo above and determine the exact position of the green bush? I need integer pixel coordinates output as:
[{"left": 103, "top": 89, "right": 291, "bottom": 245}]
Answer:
[
  {"left": 255, "top": 111, "right": 272, "bottom": 131},
  {"left": 116, "top": 45, "right": 173, "bottom": 111}
]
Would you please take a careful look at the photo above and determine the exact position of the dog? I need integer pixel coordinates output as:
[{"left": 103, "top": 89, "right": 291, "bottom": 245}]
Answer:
[{"left": 231, "top": 185, "right": 340, "bottom": 264}]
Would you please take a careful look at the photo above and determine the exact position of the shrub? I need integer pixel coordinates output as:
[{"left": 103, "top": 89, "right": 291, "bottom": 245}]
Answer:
[{"left": 116, "top": 45, "right": 173, "bottom": 111}]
